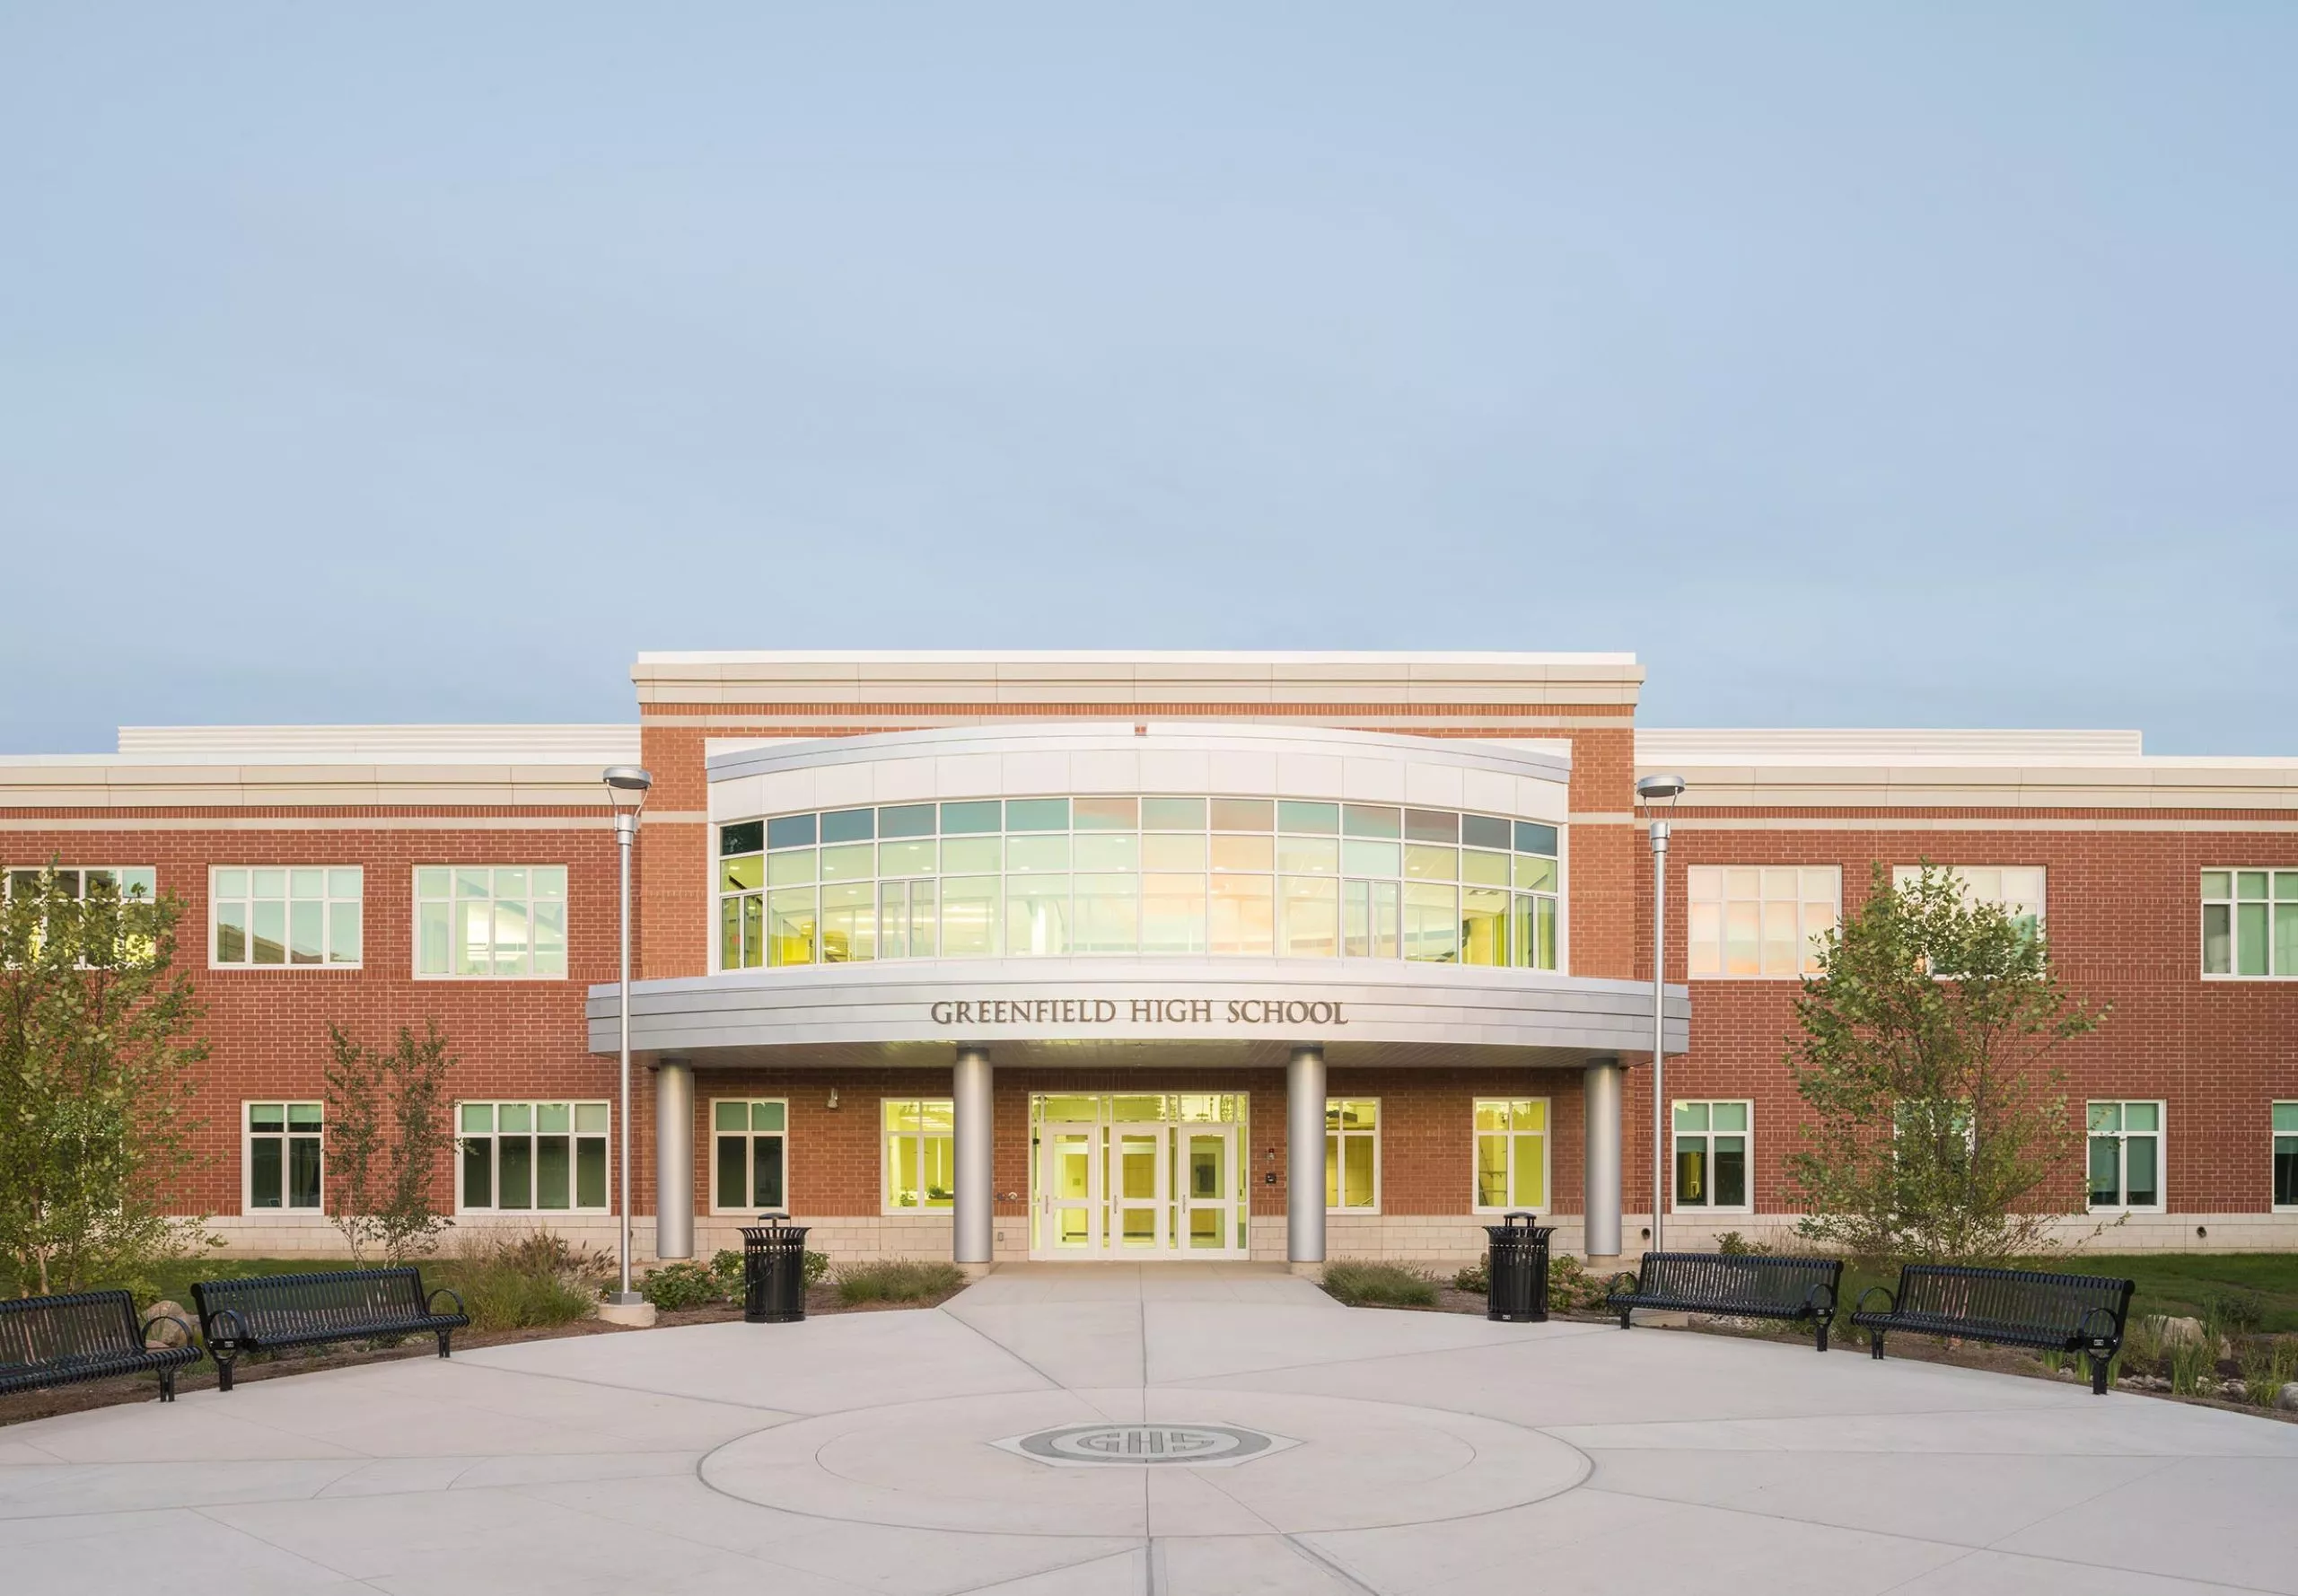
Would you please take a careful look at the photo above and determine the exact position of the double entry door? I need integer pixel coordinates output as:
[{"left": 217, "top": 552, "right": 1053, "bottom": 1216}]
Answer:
[{"left": 1035, "top": 1118, "right": 1242, "bottom": 1259}]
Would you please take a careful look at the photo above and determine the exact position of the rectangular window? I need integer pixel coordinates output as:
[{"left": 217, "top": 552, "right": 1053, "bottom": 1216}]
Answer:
[
  {"left": 1671, "top": 1101, "right": 1751, "bottom": 1212},
  {"left": 883, "top": 1099, "right": 955, "bottom": 1213},
  {"left": 211, "top": 866, "right": 362, "bottom": 968},
  {"left": 1325, "top": 1099, "right": 1379, "bottom": 1212},
  {"left": 5, "top": 864, "right": 157, "bottom": 903},
  {"left": 2275, "top": 1103, "right": 2298, "bottom": 1212},
  {"left": 2201, "top": 870, "right": 2298, "bottom": 978},
  {"left": 1688, "top": 867, "right": 1840, "bottom": 978},
  {"left": 246, "top": 1101, "right": 324, "bottom": 1212},
  {"left": 1472, "top": 1099, "right": 1548, "bottom": 1212},
  {"left": 712, "top": 1099, "right": 789, "bottom": 1214},
  {"left": 414, "top": 866, "right": 566, "bottom": 978},
  {"left": 2086, "top": 1101, "right": 2162, "bottom": 1212},
  {"left": 1890, "top": 864, "right": 2046, "bottom": 941},
  {"left": 457, "top": 1101, "right": 610, "bottom": 1213}
]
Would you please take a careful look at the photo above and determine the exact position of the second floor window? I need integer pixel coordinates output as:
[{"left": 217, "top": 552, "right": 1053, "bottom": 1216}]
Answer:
[
  {"left": 2201, "top": 871, "right": 2297, "bottom": 978},
  {"left": 416, "top": 866, "right": 568, "bottom": 978},
  {"left": 1687, "top": 867, "right": 1839, "bottom": 978},
  {"left": 1892, "top": 865, "right": 2046, "bottom": 942},
  {"left": 213, "top": 867, "right": 363, "bottom": 967}
]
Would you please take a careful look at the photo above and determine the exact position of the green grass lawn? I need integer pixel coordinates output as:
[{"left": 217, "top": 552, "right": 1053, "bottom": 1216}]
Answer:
[{"left": 1837, "top": 1253, "right": 2298, "bottom": 1333}]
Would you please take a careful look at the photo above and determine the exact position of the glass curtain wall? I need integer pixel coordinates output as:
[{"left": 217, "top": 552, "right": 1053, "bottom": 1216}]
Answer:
[{"left": 717, "top": 797, "right": 1561, "bottom": 971}]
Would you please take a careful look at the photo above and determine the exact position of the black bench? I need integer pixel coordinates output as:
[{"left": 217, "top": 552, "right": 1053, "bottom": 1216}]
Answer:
[
  {"left": 0, "top": 1289, "right": 203, "bottom": 1403},
  {"left": 1851, "top": 1264, "right": 2134, "bottom": 1395},
  {"left": 193, "top": 1267, "right": 469, "bottom": 1392},
  {"left": 1606, "top": 1252, "right": 1844, "bottom": 1351}
]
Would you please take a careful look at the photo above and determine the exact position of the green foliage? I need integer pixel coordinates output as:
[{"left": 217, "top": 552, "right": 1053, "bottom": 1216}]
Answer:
[
  {"left": 2239, "top": 1336, "right": 2298, "bottom": 1407},
  {"left": 639, "top": 1260, "right": 724, "bottom": 1311},
  {"left": 440, "top": 1228, "right": 609, "bottom": 1329},
  {"left": 1715, "top": 1231, "right": 1771, "bottom": 1256},
  {"left": 0, "top": 865, "right": 213, "bottom": 1294},
  {"left": 1546, "top": 1251, "right": 1606, "bottom": 1312},
  {"left": 1452, "top": 1256, "right": 1488, "bottom": 1293},
  {"left": 1785, "top": 864, "right": 2108, "bottom": 1265},
  {"left": 1321, "top": 1259, "right": 1439, "bottom": 1307},
  {"left": 324, "top": 1022, "right": 458, "bottom": 1265},
  {"left": 834, "top": 1259, "right": 965, "bottom": 1304}
]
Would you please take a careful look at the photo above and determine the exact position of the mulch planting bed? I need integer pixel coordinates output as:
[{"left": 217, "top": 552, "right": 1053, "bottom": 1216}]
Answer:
[{"left": 0, "top": 1280, "right": 964, "bottom": 1429}]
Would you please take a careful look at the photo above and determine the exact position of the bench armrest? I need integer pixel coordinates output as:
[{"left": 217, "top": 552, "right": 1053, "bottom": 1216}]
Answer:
[
  {"left": 2076, "top": 1305, "right": 2122, "bottom": 1350},
  {"left": 1853, "top": 1285, "right": 1896, "bottom": 1317},
  {"left": 141, "top": 1311, "right": 200, "bottom": 1353},
  {"left": 1803, "top": 1281, "right": 1838, "bottom": 1320},
  {"left": 204, "top": 1305, "right": 250, "bottom": 1347},
  {"left": 1606, "top": 1271, "right": 1639, "bottom": 1297},
  {"left": 426, "top": 1286, "right": 467, "bottom": 1318}
]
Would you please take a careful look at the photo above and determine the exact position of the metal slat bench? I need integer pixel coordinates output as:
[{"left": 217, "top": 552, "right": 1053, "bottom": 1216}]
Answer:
[
  {"left": 192, "top": 1267, "right": 469, "bottom": 1392},
  {"left": 1606, "top": 1252, "right": 1844, "bottom": 1351},
  {"left": 0, "top": 1289, "right": 203, "bottom": 1403},
  {"left": 1851, "top": 1264, "right": 2134, "bottom": 1395}
]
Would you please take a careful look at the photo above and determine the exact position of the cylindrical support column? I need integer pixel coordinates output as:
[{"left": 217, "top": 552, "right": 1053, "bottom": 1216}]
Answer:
[
  {"left": 1285, "top": 1044, "right": 1327, "bottom": 1267},
  {"left": 952, "top": 1047, "right": 994, "bottom": 1268},
  {"left": 654, "top": 1058, "right": 695, "bottom": 1259},
  {"left": 1582, "top": 1056, "right": 1623, "bottom": 1262}
]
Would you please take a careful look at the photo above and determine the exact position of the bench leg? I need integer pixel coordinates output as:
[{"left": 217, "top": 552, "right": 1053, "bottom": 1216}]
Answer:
[
  {"left": 1618, "top": 1308, "right": 1632, "bottom": 1331},
  {"left": 1815, "top": 1320, "right": 1830, "bottom": 1355},
  {"left": 2088, "top": 1352, "right": 2110, "bottom": 1396},
  {"left": 436, "top": 1329, "right": 452, "bottom": 1361},
  {"left": 1868, "top": 1329, "right": 1885, "bottom": 1361},
  {"left": 159, "top": 1369, "right": 176, "bottom": 1403},
  {"left": 215, "top": 1353, "right": 236, "bottom": 1394}
]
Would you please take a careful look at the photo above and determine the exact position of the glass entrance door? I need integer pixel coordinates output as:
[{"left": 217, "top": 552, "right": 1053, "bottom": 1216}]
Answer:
[
  {"left": 1178, "top": 1126, "right": 1238, "bottom": 1253},
  {"left": 1039, "top": 1124, "right": 1101, "bottom": 1255},
  {"left": 1029, "top": 1093, "right": 1248, "bottom": 1259}
]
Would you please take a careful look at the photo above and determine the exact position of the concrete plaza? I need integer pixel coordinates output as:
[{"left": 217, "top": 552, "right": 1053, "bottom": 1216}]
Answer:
[{"left": 2, "top": 1265, "right": 2293, "bottom": 1594}]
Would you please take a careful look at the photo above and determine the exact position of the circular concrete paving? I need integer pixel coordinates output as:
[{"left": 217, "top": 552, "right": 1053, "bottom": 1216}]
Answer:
[{"left": 701, "top": 1385, "right": 1588, "bottom": 1535}]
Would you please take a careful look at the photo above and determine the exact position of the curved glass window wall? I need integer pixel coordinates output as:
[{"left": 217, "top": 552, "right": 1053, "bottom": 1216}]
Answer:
[{"left": 716, "top": 797, "right": 1560, "bottom": 971}]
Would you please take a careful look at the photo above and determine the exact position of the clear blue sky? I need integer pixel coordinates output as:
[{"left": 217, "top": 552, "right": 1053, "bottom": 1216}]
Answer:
[{"left": 3, "top": 5, "right": 2292, "bottom": 753}]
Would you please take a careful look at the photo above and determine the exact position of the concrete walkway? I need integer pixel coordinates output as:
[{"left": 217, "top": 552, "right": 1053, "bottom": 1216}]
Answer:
[{"left": 3, "top": 1264, "right": 2293, "bottom": 1594}]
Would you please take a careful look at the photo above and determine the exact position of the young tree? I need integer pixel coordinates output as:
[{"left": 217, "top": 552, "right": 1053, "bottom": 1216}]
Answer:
[
  {"left": 324, "top": 1022, "right": 458, "bottom": 1264},
  {"left": 1785, "top": 863, "right": 2109, "bottom": 1264},
  {"left": 0, "top": 867, "right": 211, "bottom": 1295}
]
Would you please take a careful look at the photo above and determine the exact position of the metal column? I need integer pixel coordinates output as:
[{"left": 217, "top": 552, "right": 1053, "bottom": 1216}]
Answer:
[
  {"left": 1285, "top": 1044, "right": 1327, "bottom": 1268},
  {"left": 1582, "top": 1056, "right": 1623, "bottom": 1262},
  {"left": 953, "top": 1046, "right": 994, "bottom": 1268},
  {"left": 653, "top": 1058, "right": 695, "bottom": 1259}
]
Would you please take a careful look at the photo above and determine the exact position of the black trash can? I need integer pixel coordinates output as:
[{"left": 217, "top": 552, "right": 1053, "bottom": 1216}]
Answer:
[
  {"left": 1485, "top": 1212, "right": 1553, "bottom": 1323},
  {"left": 741, "top": 1215, "right": 811, "bottom": 1324}
]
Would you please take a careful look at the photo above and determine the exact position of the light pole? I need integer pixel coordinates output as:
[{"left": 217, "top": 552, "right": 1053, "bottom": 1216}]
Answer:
[
  {"left": 602, "top": 765, "right": 653, "bottom": 1308},
  {"left": 1635, "top": 772, "right": 1686, "bottom": 1257}
]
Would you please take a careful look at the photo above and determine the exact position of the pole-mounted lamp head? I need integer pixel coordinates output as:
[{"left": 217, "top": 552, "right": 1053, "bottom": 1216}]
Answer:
[
  {"left": 602, "top": 765, "right": 653, "bottom": 818},
  {"left": 1634, "top": 773, "right": 1688, "bottom": 808}
]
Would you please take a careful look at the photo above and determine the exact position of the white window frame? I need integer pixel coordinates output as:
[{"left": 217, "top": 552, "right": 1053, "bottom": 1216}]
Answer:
[
  {"left": 1686, "top": 865, "right": 1840, "bottom": 979},
  {"left": 243, "top": 1100, "right": 325, "bottom": 1215},
  {"left": 209, "top": 865, "right": 364, "bottom": 969},
  {"left": 1890, "top": 864, "right": 2047, "bottom": 931},
  {"left": 1325, "top": 1098, "right": 1381, "bottom": 1215},
  {"left": 2200, "top": 869, "right": 2298, "bottom": 980},
  {"left": 4, "top": 864, "right": 158, "bottom": 901},
  {"left": 1470, "top": 1097, "right": 1553, "bottom": 1215},
  {"left": 1671, "top": 1099, "right": 1754, "bottom": 1215},
  {"left": 2086, "top": 1100, "right": 2165, "bottom": 1215},
  {"left": 2274, "top": 1101, "right": 2298, "bottom": 1215},
  {"left": 412, "top": 864, "right": 570, "bottom": 981},
  {"left": 454, "top": 1100, "right": 612, "bottom": 1215},
  {"left": 881, "top": 1097, "right": 956, "bottom": 1215},
  {"left": 709, "top": 1097, "right": 792, "bottom": 1215}
]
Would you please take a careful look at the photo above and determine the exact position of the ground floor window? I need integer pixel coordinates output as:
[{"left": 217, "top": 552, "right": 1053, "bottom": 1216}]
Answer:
[
  {"left": 246, "top": 1101, "right": 323, "bottom": 1212},
  {"left": 459, "top": 1101, "right": 609, "bottom": 1212},
  {"left": 2087, "top": 1101, "right": 2162, "bottom": 1211},
  {"left": 1672, "top": 1101, "right": 1750, "bottom": 1212},
  {"left": 1473, "top": 1098, "right": 1548, "bottom": 1212},
  {"left": 1326, "top": 1099, "right": 1380, "bottom": 1212},
  {"left": 714, "top": 1099, "right": 788, "bottom": 1213},
  {"left": 2274, "top": 1102, "right": 2298, "bottom": 1210},
  {"left": 883, "top": 1098, "right": 954, "bottom": 1213}
]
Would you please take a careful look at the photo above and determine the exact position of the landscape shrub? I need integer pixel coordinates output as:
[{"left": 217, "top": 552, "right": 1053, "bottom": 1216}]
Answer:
[
  {"left": 835, "top": 1259, "right": 964, "bottom": 1304},
  {"left": 441, "top": 1229, "right": 608, "bottom": 1329},
  {"left": 1322, "top": 1259, "right": 1439, "bottom": 1308},
  {"left": 639, "top": 1261, "right": 724, "bottom": 1311}
]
